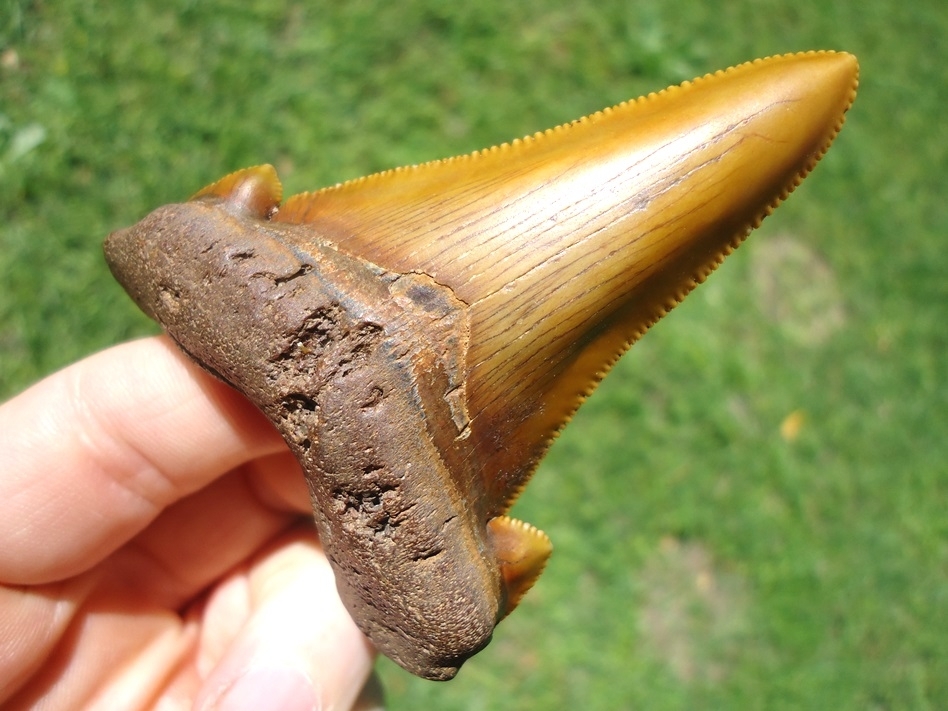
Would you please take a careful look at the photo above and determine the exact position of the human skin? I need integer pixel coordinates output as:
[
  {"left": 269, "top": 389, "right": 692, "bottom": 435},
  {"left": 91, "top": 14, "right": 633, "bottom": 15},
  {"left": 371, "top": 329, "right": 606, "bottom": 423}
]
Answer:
[{"left": 0, "top": 336, "right": 379, "bottom": 711}]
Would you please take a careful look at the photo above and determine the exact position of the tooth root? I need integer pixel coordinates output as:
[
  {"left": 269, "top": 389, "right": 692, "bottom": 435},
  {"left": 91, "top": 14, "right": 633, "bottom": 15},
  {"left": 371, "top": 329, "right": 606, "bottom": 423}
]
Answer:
[
  {"left": 192, "top": 164, "right": 283, "bottom": 219},
  {"left": 487, "top": 516, "right": 553, "bottom": 618},
  {"left": 275, "top": 51, "right": 858, "bottom": 510}
]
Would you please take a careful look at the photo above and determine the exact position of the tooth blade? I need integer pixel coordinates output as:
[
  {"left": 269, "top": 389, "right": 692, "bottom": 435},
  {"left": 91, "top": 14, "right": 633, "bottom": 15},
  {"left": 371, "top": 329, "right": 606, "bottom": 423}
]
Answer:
[{"left": 276, "top": 51, "right": 858, "bottom": 509}]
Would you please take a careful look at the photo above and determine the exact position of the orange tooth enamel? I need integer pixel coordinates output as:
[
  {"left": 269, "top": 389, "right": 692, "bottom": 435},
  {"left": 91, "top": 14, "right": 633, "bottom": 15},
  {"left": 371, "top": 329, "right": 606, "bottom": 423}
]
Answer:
[
  {"left": 103, "top": 51, "right": 858, "bottom": 680},
  {"left": 488, "top": 516, "right": 553, "bottom": 617},
  {"left": 276, "top": 51, "right": 859, "bottom": 508},
  {"left": 192, "top": 163, "right": 283, "bottom": 218}
]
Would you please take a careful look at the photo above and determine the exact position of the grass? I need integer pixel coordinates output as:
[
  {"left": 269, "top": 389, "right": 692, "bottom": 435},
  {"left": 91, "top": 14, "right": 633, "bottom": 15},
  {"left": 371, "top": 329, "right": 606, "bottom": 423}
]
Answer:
[{"left": 2, "top": 0, "right": 946, "bottom": 708}]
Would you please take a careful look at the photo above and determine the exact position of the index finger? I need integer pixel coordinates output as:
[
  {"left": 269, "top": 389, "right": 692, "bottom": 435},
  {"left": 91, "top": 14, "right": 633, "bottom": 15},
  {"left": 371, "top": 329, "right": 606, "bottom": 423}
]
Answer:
[{"left": 0, "top": 336, "right": 287, "bottom": 584}]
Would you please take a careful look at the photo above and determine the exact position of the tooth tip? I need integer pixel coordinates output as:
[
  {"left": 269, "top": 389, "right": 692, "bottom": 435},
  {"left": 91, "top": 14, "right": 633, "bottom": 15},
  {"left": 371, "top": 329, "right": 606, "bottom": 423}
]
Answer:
[{"left": 464, "top": 51, "right": 859, "bottom": 508}]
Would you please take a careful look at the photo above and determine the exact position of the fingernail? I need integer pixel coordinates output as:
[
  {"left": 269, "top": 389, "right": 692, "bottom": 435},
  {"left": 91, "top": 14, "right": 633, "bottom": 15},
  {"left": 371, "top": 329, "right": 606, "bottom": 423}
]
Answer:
[{"left": 213, "top": 667, "right": 318, "bottom": 711}]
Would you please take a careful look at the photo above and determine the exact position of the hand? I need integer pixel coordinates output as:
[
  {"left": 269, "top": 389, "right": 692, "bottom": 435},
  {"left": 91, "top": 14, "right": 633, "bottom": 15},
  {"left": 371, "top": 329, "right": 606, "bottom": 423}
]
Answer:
[{"left": 0, "top": 337, "right": 380, "bottom": 710}]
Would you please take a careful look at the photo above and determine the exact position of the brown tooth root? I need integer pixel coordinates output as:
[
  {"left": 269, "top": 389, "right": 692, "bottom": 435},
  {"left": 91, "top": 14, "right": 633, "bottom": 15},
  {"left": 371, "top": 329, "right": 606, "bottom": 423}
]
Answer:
[{"left": 103, "top": 51, "right": 858, "bottom": 680}]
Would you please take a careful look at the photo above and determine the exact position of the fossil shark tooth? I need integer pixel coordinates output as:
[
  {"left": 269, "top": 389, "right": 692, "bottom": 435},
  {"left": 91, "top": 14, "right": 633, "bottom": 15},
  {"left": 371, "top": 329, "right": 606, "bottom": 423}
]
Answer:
[{"left": 103, "top": 50, "right": 858, "bottom": 680}]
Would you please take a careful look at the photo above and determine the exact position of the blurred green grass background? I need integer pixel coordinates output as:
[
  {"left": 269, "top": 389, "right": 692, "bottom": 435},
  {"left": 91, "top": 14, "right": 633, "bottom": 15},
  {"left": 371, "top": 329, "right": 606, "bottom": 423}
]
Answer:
[{"left": 2, "top": 1, "right": 945, "bottom": 708}]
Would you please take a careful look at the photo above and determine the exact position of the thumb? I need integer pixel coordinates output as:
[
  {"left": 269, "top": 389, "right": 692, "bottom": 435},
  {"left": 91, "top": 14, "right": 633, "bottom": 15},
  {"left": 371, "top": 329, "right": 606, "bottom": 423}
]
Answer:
[{"left": 194, "top": 526, "right": 376, "bottom": 711}]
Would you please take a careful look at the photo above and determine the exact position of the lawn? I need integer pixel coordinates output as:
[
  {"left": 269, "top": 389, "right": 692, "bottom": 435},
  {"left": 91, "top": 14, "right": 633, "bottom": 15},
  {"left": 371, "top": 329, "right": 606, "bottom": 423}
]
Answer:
[{"left": 2, "top": 1, "right": 946, "bottom": 708}]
